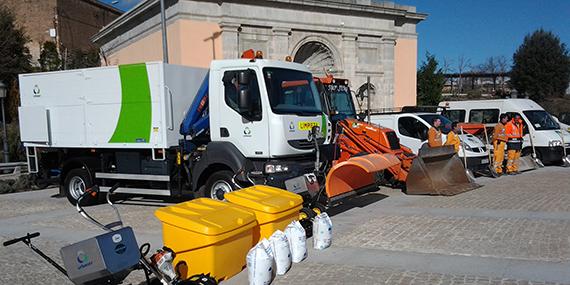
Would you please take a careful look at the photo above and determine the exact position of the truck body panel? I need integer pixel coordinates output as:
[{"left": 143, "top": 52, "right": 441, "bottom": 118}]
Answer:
[{"left": 19, "top": 62, "right": 208, "bottom": 149}]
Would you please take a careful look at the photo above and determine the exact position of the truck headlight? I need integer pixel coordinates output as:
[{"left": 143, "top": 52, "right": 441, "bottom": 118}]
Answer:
[
  {"left": 549, "top": 140, "right": 563, "bottom": 147},
  {"left": 462, "top": 144, "right": 473, "bottom": 151},
  {"left": 264, "top": 163, "right": 289, "bottom": 174}
]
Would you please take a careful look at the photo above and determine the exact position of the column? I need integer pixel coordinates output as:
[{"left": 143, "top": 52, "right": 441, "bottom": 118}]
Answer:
[
  {"left": 342, "top": 33, "right": 358, "bottom": 80},
  {"left": 271, "top": 27, "right": 291, "bottom": 60},
  {"left": 220, "top": 22, "right": 241, "bottom": 60},
  {"left": 381, "top": 35, "right": 396, "bottom": 108}
]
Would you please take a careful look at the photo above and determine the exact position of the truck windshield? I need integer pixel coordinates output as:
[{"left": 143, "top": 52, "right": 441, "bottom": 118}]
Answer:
[
  {"left": 263, "top": 68, "right": 322, "bottom": 116},
  {"left": 419, "top": 114, "right": 453, "bottom": 134},
  {"left": 325, "top": 85, "right": 356, "bottom": 118},
  {"left": 523, "top": 110, "right": 560, "bottom": 130}
]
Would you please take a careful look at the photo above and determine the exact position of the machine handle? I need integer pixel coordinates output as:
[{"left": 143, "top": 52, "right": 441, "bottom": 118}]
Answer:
[
  {"left": 166, "top": 85, "right": 174, "bottom": 131},
  {"left": 108, "top": 183, "right": 120, "bottom": 194},
  {"left": 3, "top": 232, "right": 40, "bottom": 247}
]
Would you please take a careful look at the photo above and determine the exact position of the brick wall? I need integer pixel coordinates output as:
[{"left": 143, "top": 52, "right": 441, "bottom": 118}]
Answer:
[
  {"left": 2, "top": 0, "right": 58, "bottom": 62},
  {"left": 57, "top": 0, "right": 120, "bottom": 52},
  {"left": 1, "top": 0, "right": 120, "bottom": 64}
]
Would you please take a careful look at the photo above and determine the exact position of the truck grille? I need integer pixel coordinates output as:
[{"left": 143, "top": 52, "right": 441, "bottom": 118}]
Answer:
[{"left": 288, "top": 138, "right": 325, "bottom": 150}]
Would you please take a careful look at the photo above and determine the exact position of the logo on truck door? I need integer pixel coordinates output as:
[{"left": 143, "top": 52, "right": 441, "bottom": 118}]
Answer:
[{"left": 33, "top": 85, "right": 41, "bottom": 97}]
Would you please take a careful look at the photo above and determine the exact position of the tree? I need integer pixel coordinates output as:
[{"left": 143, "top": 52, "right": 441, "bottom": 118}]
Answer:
[
  {"left": 0, "top": 4, "right": 31, "bottom": 85},
  {"left": 456, "top": 55, "right": 471, "bottom": 94},
  {"left": 64, "top": 48, "right": 100, "bottom": 70},
  {"left": 417, "top": 53, "right": 445, "bottom": 106},
  {"left": 39, "top": 41, "right": 61, "bottom": 71},
  {"left": 0, "top": 4, "right": 31, "bottom": 123},
  {"left": 496, "top": 55, "right": 510, "bottom": 93},
  {"left": 511, "top": 29, "right": 570, "bottom": 101}
]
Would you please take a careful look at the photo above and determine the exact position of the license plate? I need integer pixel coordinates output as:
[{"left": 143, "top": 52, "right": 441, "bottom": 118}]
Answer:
[
  {"left": 481, "top": 158, "right": 489, "bottom": 164},
  {"left": 285, "top": 174, "right": 319, "bottom": 194}
]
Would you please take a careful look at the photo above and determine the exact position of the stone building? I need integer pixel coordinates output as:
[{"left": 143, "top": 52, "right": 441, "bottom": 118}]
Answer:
[
  {"left": 3, "top": 0, "right": 121, "bottom": 64},
  {"left": 93, "top": 0, "right": 426, "bottom": 109}
]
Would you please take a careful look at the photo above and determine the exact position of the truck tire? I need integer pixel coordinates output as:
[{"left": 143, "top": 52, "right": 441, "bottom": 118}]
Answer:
[
  {"left": 201, "top": 170, "right": 236, "bottom": 201},
  {"left": 64, "top": 169, "right": 97, "bottom": 206}
]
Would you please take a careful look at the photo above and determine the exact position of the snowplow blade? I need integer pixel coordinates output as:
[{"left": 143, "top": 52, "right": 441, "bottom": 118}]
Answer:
[
  {"left": 406, "top": 145, "right": 480, "bottom": 196},
  {"left": 326, "top": 153, "right": 400, "bottom": 200},
  {"left": 517, "top": 155, "right": 538, "bottom": 172}
]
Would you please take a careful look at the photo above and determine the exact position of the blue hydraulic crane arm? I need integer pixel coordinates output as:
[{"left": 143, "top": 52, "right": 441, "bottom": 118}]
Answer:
[{"left": 180, "top": 72, "right": 210, "bottom": 137}]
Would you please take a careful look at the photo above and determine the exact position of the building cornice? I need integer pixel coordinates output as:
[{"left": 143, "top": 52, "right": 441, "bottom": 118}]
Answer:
[{"left": 92, "top": 0, "right": 427, "bottom": 45}]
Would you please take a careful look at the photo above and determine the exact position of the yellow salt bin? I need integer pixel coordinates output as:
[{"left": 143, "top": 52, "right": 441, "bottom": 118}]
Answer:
[
  {"left": 224, "top": 185, "right": 303, "bottom": 244},
  {"left": 154, "top": 198, "right": 257, "bottom": 281}
]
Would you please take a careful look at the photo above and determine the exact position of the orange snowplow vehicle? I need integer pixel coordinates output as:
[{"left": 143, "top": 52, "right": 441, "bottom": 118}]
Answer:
[{"left": 317, "top": 75, "right": 478, "bottom": 196}]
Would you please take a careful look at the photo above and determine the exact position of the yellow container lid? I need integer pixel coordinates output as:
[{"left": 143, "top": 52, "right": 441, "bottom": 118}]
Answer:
[
  {"left": 224, "top": 185, "right": 303, "bottom": 214},
  {"left": 155, "top": 198, "right": 257, "bottom": 236}
]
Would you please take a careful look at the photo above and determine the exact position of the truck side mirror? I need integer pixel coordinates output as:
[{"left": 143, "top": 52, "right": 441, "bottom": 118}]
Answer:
[
  {"left": 238, "top": 89, "right": 251, "bottom": 114},
  {"left": 238, "top": 71, "right": 250, "bottom": 85}
]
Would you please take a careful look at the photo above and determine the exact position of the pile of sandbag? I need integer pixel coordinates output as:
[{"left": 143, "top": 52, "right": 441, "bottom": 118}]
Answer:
[{"left": 247, "top": 213, "right": 333, "bottom": 285}]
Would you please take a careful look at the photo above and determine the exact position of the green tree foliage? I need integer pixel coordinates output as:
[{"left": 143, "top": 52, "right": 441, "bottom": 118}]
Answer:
[
  {"left": 511, "top": 29, "right": 570, "bottom": 101},
  {"left": 0, "top": 4, "right": 31, "bottom": 124},
  {"left": 64, "top": 49, "right": 100, "bottom": 70},
  {"left": 39, "top": 41, "right": 61, "bottom": 71},
  {"left": 0, "top": 4, "right": 31, "bottom": 85},
  {"left": 417, "top": 53, "right": 445, "bottom": 106}
]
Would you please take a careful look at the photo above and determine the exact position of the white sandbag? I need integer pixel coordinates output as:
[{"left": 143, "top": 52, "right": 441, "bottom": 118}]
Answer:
[
  {"left": 269, "top": 230, "right": 292, "bottom": 275},
  {"left": 284, "top": 220, "right": 307, "bottom": 263},
  {"left": 313, "top": 212, "right": 333, "bottom": 250},
  {"left": 247, "top": 239, "right": 276, "bottom": 285}
]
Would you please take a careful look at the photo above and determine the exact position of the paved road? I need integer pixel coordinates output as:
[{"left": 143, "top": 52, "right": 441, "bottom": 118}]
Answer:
[{"left": 1, "top": 167, "right": 569, "bottom": 284}]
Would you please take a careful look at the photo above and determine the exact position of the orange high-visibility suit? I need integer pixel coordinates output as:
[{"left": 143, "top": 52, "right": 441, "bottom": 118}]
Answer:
[
  {"left": 492, "top": 123, "right": 508, "bottom": 174},
  {"left": 445, "top": 131, "right": 461, "bottom": 152},
  {"left": 505, "top": 119, "right": 523, "bottom": 173},
  {"left": 428, "top": 127, "right": 443, "bottom": 147}
]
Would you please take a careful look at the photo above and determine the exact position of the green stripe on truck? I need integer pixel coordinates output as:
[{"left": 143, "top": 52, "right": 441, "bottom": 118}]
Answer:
[{"left": 109, "top": 63, "right": 152, "bottom": 143}]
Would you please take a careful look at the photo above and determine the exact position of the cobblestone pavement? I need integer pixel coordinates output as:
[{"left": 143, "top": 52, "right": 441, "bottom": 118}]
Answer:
[
  {"left": 336, "top": 215, "right": 570, "bottom": 261},
  {"left": 1, "top": 167, "right": 570, "bottom": 284},
  {"left": 273, "top": 263, "right": 570, "bottom": 285}
]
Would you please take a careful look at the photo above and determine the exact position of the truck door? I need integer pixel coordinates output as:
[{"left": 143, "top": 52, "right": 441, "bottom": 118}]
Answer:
[
  {"left": 397, "top": 116, "right": 428, "bottom": 154},
  {"left": 215, "top": 68, "right": 269, "bottom": 158}
]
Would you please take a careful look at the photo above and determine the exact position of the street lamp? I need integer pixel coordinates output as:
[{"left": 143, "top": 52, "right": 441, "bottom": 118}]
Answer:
[
  {"left": 0, "top": 82, "right": 9, "bottom": 163},
  {"left": 160, "top": 0, "right": 169, "bottom": 63}
]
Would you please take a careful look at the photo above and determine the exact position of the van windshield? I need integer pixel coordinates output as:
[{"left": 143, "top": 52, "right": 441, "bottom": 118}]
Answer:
[
  {"left": 419, "top": 114, "right": 453, "bottom": 134},
  {"left": 523, "top": 110, "right": 560, "bottom": 130}
]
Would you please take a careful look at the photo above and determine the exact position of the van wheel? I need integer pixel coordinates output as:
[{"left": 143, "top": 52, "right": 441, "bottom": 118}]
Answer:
[
  {"left": 64, "top": 169, "right": 97, "bottom": 206},
  {"left": 201, "top": 170, "right": 236, "bottom": 201}
]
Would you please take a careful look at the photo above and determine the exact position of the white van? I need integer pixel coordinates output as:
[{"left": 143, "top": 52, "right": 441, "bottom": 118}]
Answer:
[
  {"left": 439, "top": 99, "right": 570, "bottom": 164},
  {"left": 370, "top": 112, "right": 490, "bottom": 172}
]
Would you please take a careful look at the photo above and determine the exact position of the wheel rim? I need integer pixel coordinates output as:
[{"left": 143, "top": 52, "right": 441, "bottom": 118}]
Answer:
[
  {"left": 68, "top": 176, "right": 86, "bottom": 200},
  {"left": 210, "top": 180, "right": 232, "bottom": 201}
]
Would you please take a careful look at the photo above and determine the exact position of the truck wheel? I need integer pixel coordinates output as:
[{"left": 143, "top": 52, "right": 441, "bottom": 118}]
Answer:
[
  {"left": 202, "top": 170, "right": 236, "bottom": 201},
  {"left": 64, "top": 169, "right": 97, "bottom": 206}
]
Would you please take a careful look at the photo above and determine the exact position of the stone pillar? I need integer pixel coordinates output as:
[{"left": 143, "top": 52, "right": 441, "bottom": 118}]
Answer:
[
  {"left": 381, "top": 35, "right": 396, "bottom": 108},
  {"left": 271, "top": 27, "right": 291, "bottom": 60},
  {"left": 220, "top": 22, "right": 241, "bottom": 60},
  {"left": 341, "top": 33, "right": 358, "bottom": 81}
]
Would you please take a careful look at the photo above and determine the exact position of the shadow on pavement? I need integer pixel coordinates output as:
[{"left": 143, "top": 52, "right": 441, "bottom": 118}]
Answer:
[{"left": 326, "top": 192, "right": 389, "bottom": 217}]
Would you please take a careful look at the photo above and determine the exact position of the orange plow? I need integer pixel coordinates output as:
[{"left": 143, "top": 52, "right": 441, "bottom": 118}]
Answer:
[{"left": 325, "top": 153, "right": 400, "bottom": 201}]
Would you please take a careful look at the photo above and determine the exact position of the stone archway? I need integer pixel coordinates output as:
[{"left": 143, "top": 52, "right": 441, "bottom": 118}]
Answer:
[{"left": 293, "top": 40, "right": 339, "bottom": 76}]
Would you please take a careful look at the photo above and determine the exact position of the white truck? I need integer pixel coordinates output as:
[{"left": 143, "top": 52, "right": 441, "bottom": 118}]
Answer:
[
  {"left": 370, "top": 112, "right": 491, "bottom": 173},
  {"left": 440, "top": 99, "right": 570, "bottom": 165},
  {"left": 19, "top": 60, "right": 327, "bottom": 204}
]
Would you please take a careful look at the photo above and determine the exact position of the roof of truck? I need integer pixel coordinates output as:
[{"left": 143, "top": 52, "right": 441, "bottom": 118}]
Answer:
[{"left": 210, "top": 59, "right": 311, "bottom": 73}]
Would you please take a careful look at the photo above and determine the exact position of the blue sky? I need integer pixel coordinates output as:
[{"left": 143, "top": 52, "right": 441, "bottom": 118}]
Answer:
[
  {"left": 100, "top": 0, "right": 570, "bottom": 69},
  {"left": 400, "top": 0, "right": 570, "bottom": 68}
]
